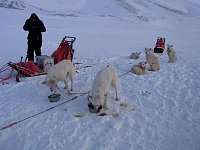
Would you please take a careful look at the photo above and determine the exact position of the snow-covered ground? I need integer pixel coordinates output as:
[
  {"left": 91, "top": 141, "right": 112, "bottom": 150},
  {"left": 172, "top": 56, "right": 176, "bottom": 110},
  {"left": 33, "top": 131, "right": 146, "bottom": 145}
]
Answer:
[{"left": 0, "top": 0, "right": 200, "bottom": 150}]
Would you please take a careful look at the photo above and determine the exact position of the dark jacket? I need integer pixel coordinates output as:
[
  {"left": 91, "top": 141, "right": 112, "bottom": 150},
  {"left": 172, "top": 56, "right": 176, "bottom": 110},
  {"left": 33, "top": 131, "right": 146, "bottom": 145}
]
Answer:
[{"left": 23, "top": 14, "right": 46, "bottom": 42}]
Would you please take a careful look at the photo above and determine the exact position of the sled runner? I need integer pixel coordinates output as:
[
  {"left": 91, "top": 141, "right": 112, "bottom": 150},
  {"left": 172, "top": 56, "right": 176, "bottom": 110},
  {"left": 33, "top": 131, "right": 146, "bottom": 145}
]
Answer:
[
  {"left": 0, "top": 63, "right": 14, "bottom": 84},
  {"left": 51, "top": 36, "right": 76, "bottom": 64},
  {"left": 154, "top": 37, "right": 165, "bottom": 53}
]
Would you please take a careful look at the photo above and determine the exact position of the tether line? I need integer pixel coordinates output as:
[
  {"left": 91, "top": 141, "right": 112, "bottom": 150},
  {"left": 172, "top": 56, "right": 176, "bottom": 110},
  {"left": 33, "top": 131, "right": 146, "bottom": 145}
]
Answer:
[{"left": 0, "top": 91, "right": 89, "bottom": 131}]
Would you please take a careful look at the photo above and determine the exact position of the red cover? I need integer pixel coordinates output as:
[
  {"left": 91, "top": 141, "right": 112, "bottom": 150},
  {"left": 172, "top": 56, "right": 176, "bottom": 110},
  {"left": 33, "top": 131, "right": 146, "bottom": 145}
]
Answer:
[
  {"left": 51, "top": 40, "right": 71, "bottom": 64},
  {"left": 15, "top": 61, "right": 42, "bottom": 76},
  {"left": 155, "top": 38, "right": 165, "bottom": 49}
]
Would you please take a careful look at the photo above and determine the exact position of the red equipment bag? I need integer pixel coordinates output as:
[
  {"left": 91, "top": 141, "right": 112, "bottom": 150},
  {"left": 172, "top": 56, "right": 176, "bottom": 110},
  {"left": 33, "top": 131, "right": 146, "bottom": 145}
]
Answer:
[
  {"left": 154, "top": 37, "right": 165, "bottom": 53},
  {"left": 51, "top": 36, "right": 76, "bottom": 64},
  {"left": 8, "top": 61, "right": 44, "bottom": 77}
]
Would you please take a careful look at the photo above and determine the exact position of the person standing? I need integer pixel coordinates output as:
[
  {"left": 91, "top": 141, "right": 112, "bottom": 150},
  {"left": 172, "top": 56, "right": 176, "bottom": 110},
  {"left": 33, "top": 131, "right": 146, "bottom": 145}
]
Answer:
[{"left": 23, "top": 13, "right": 46, "bottom": 61}]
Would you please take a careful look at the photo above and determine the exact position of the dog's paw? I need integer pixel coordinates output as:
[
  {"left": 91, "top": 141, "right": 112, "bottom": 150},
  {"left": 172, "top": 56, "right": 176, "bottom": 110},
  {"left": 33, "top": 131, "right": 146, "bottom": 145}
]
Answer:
[
  {"left": 116, "top": 97, "right": 120, "bottom": 101},
  {"left": 67, "top": 91, "right": 72, "bottom": 95}
]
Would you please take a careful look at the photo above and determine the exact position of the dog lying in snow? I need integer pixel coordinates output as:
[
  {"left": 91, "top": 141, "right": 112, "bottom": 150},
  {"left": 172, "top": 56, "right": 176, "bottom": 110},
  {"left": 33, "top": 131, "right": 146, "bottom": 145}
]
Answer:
[
  {"left": 131, "top": 61, "right": 148, "bottom": 75},
  {"left": 88, "top": 66, "right": 121, "bottom": 115},
  {"left": 167, "top": 44, "right": 177, "bottom": 63},
  {"left": 145, "top": 48, "right": 160, "bottom": 71},
  {"left": 130, "top": 52, "right": 141, "bottom": 59},
  {"left": 42, "top": 59, "right": 76, "bottom": 94}
]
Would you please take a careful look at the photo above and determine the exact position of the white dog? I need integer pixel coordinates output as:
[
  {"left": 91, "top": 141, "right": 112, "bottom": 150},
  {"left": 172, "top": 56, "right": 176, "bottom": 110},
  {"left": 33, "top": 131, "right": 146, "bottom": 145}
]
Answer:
[
  {"left": 88, "top": 66, "right": 120, "bottom": 114},
  {"left": 42, "top": 60, "right": 76, "bottom": 94},
  {"left": 145, "top": 48, "right": 160, "bottom": 71},
  {"left": 131, "top": 61, "right": 148, "bottom": 75},
  {"left": 130, "top": 52, "right": 141, "bottom": 59},
  {"left": 167, "top": 44, "right": 177, "bottom": 63}
]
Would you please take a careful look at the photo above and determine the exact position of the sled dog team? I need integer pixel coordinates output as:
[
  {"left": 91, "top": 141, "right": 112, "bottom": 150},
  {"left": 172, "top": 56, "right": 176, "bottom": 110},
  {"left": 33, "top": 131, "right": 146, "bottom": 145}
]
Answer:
[
  {"left": 42, "top": 60, "right": 120, "bottom": 115},
  {"left": 130, "top": 44, "right": 177, "bottom": 75},
  {"left": 42, "top": 44, "right": 177, "bottom": 115}
]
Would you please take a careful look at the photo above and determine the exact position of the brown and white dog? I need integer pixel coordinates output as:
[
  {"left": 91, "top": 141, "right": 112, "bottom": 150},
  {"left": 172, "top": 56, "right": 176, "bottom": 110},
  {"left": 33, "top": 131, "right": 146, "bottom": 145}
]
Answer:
[
  {"left": 131, "top": 61, "right": 148, "bottom": 75},
  {"left": 145, "top": 48, "right": 160, "bottom": 71}
]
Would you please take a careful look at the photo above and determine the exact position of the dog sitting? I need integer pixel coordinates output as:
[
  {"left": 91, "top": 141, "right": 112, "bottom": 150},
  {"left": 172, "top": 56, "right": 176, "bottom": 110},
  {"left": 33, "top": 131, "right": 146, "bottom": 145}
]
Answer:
[
  {"left": 167, "top": 44, "right": 177, "bottom": 63},
  {"left": 145, "top": 48, "right": 160, "bottom": 71},
  {"left": 88, "top": 66, "right": 121, "bottom": 115},
  {"left": 131, "top": 61, "right": 148, "bottom": 75},
  {"left": 42, "top": 59, "right": 76, "bottom": 94},
  {"left": 130, "top": 52, "right": 141, "bottom": 59}
]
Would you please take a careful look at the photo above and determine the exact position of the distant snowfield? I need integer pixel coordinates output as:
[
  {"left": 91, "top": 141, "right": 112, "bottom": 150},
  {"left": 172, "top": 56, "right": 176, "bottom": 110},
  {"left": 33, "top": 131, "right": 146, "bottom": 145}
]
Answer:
[
  {"left": 0, "top": 0, "right": 200, "bottom": 150},
  {"left": 186, "top": 0, "right": 200, "bottom": 5},
  {"left": 150, "top": 0, "right": 188, "bottom": 12},
  {"left": 23, "top": 0, "right": 86, "bottom": 11}
]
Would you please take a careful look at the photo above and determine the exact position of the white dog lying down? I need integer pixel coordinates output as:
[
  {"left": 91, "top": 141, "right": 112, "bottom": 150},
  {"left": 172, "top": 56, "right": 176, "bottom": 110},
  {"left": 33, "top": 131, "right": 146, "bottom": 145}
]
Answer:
[
  {"left": 88, "top": 66, "right": 121, "bottom": 115},
  {"left": 42, "top": 60, "right": 76, "bottom": 94},
  {"left": 167, "top": 44, "right": 177, "bottom": 63},
  {"left": 145, "top": 48, "right": 160, "bottom": 71},
  {"left": 131, "top": 61, "right": 148, "bottom": 75},
  {"left": 130, "top": 52, "right": 141, "bottom": 59}
]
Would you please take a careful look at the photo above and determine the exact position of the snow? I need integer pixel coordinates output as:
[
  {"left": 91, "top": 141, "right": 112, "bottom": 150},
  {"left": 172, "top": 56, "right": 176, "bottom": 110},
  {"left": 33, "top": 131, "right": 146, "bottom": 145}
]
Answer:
[
  {"left": 23, "top": 0, "right": 86, "bottom": 12},
  {"left": 0, "top": 0, "right": 200, "bottom": 150},
  {"left": 150, "top": 0, "right": 188, "bottom": 12}
]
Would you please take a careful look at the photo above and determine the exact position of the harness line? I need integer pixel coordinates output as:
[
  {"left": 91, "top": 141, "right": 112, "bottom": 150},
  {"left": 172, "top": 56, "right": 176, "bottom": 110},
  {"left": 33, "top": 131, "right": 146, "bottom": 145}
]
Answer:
[{"left": 0, "top": 91, "right": 89, "bottom": 131}]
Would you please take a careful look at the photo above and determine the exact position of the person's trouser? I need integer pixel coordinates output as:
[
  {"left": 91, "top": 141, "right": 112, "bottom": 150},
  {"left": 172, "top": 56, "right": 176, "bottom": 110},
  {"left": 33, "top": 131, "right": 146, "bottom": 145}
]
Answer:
[{"left": 27, "top": 40, "right": 42, "bottom": 62}]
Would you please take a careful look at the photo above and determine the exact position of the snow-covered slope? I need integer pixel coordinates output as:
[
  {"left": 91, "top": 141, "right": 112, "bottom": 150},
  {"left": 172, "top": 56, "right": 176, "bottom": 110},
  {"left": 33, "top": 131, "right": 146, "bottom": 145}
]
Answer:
[
  {"left": 0, "top": 0, "right": 200, "bottom": 150},
  {"left": 1, "top": 0, "right": 200, "bottom": 19}
]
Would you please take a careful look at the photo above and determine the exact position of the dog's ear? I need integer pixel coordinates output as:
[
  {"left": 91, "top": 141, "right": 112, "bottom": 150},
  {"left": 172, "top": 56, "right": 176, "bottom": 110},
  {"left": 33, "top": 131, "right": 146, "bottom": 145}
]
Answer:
[
  {"left": 88, "top": 102, "right": 94, "bottom": 109},
  {"left": 88, "top": 95, "right": 92, "bottom": 102},
  {"left": 41, "top": 81, "right": 46, "bottom": 84},
  {"left": 98, "top": 105, "right": 102, "bottom": 110},
  {"left": 145, "top": 48, "right": 147, "bottom": 53}
]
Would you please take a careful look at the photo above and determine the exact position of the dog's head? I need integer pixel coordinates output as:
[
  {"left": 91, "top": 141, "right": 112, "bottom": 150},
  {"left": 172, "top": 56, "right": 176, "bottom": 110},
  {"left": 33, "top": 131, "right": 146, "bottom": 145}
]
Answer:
[
  {"left": 42, "top": 75, "right": 58, "bottom": 92},
  {"left": 88, "top": 95, "right": 103, "bottom": 111},
  {"left": 139, "top": 61, "right": 147, "bottom": 69},
  {"left": 167, "top": 44, "right": 173, "bottom": 52},
  {"left": 145, "top": 48, "right": 153, "bottom": 55},
  {"left": 88, "top": 102, "right": 102, "bottom": 113}
]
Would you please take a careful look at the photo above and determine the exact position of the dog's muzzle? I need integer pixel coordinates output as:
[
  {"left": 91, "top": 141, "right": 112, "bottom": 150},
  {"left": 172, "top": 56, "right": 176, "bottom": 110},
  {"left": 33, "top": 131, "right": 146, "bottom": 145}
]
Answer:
[
  {"left": 88, "top": 102, "right": 102, "bottom": 113},
  {"left": 50, "top": 86, "right": 55, "bottom": 92}
]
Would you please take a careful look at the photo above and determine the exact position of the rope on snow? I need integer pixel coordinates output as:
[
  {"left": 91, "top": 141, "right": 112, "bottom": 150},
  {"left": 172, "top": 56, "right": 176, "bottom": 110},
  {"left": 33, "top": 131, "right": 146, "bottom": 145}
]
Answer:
[{"left": 0, "top": 91, "right": 89, "bottom": 131}]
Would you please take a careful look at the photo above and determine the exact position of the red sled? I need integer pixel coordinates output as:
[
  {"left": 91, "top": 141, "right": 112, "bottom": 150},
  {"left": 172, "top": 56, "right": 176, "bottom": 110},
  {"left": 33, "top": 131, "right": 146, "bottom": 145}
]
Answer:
[
  {"left": 51, "top": 36, "right": 76, "bottom": 64},
  {"left": 0, "top": 60, "right": 46, "bottom": 84},
  {"left": 8, "top": 61, "right": 45, "bottom": 77},
  {"left": 154, "top": 37, "right": 165, "bottom": 53}
]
